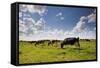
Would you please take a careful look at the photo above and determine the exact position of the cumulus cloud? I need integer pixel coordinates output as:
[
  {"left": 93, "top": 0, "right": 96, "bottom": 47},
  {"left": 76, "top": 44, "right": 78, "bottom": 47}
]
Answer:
[
  {"left": 35, "top": 18, "right": 46, "bottom": 31},
  {"left": 19, "top": 4, "right": 47, "bottom": 16},
  {"left": 87, "top": 13, "right": 96, "bottom": 23},
  {"left": 19, "top": 19, "right": 27, "bottom": 36},
  {"left": 19, "top": 12, "right": 22, "bottom": 18},
  {"left": 19, "top": 24, "right": 96, "bottom": 41},
  {"left": 19, "top": 17, "right": 46, "bottom": 37},
  {"left": 19, "top": 26, "right": 70, "bottom": 41},
  {"left": 19, "top": 4, "right": 47, "bottom": 38},
  {"left": 23, "top": 17, "right": 35, "bottom": 26},
  {"left": 19, "top": 4, "right": 27, "bottom": 12},
  {"left": 20, "top": 29, "right": 67, "bottom": 41},
  {"left": 78, "top": 30, "right": 96, "bottom": 39},
  {"left": 72, "top": 9, "right": 96, "bottom": 33},
  {"left": 72, "top": 16, "right": 86, "bottom": 33}
]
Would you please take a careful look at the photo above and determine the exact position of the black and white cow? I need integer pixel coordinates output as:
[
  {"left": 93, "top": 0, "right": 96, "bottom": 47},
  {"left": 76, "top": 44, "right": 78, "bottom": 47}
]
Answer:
[
  {"left": 85, "top": 39, "right": 91, "bottom": 41},
  {"left": 29, "top": 41, "right": 36, "bottom": 44},
  {"left": 35, "top": 40, "right": 45, "bottom": 46},
  {"left": 48, "top": 40, "right": 61, "bottom": 46},
  {"left": 48, "top": 40, "right": 57, "bottom": 46},
  {"left": 61, "top": 37, "right": 80, "bottom": 49}
]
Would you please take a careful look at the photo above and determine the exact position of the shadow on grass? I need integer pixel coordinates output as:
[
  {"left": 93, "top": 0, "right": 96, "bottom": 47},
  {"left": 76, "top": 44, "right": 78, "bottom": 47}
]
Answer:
[
  {"left": 72, "top": 48, "right": 84, "bottom": 50},
  {"left": 60, "top": 48, "right": 84, "bottom": 50}
]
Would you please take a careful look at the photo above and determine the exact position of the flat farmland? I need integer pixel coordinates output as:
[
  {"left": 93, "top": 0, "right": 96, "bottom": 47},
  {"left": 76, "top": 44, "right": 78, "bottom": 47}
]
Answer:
[{"left": 19, "top": 40, "right": 96, "bottom": 64}]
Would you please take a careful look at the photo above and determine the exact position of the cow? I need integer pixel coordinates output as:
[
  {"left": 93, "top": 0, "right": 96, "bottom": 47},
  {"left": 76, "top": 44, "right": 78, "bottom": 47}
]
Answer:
[
  {"left": 35, "top": 40, "right": 45, "bottom": 47},
  {"left": 28, "top": 41, "right": 36, "bottom": 44},
  {"left": 61, "top": 37, "right": 80, "bottom": 49},
  {"left": 48, "top": 40, "right": 61, "bottom": 46},
  {"left": 85, "top": 39, "right": 90, "bottom": 41},
  {"left": 48, "top": 40, "right": 57, "bottom": 46}
]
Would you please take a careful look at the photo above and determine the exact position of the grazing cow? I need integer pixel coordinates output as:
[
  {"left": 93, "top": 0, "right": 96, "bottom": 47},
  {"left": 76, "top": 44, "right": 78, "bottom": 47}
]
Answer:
[
  {"left": 48, "top": 40, "right": 61, "bottom": 46},
  {"left": 61, "top": 37, "right": 80, "bottom": 49},
  {"left": 29, "top": 41, "right": 36, "bottom": 44},
  {"left": 35, "top": 40, "right": 45, "bottom": 46},
  {"left": 48, "top": 40, "right": 56, "bottom": 46},
  {"left": 86, "top": 39, "right": 90, "bottom": 41}
]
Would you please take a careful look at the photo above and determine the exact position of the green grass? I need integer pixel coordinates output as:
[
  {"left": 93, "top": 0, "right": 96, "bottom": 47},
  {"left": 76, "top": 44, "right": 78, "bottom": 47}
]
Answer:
[{"left": 19, "top": 40, "right": 96, "bottom": 64}]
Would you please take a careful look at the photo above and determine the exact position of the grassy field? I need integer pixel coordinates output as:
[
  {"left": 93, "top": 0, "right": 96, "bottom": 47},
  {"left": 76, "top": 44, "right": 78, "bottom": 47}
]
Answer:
[{"left": 19, "top": 40, "right": 96, "bottom": 64}]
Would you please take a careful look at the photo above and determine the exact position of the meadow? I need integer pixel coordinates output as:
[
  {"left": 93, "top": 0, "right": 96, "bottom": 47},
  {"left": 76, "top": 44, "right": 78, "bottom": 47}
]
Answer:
[{"left": 19, "top": 40, "right": 96, "bottom": 64}]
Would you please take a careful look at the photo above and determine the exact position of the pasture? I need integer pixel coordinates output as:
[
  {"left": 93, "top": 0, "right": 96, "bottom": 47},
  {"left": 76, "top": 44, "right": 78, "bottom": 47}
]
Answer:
[{"left": 19, "top": 39, "right": 96, "bottom": 64}]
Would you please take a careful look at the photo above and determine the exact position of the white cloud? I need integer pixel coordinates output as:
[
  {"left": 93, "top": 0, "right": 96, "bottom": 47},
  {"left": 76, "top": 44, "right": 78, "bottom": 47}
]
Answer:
[
  {"left": 56, "top": 12, "right": 62, "bottom": 17},
  {"left": 19, "top": 4, "right": 47, "bottom": 16},
  {"left": 80, "top": 16, "right": 87, "bottom": 21},
  {"left": 20, "top": 29, "right": 65, "bottom": 41},
  {"left": 19, "top": 12, "right": 22, "bottom": 18},
  {"left": 19, "top": 4, "right": 47, "bottom": 37},
  {"left": 19, "top": 4, "right": 27, "bottom": 12},
  {"left": 72, "top": 9, "right": 96, "bottom": 33},
  {"left": 19, "top": 17, "right": 46, "bottom": 37},
  {"left": 88, "top": 13, "right": 96, "bottom": 23},
  {"left": 35, "top": 18, "right": 46, "bottom": 31},
  {"left": 19, "top": 19, "right": 27, "bottom": 36},
  {"left": 60, "top": 17, "right": 64, "bottom": 20},
  {"left": 94, "top": 27, "right": 96, "bottom": 31},
  {"left": 78, "top": 30, "right": 96, "bottom": 39},
  {"left": 19, "top": 27, "right": 79, "bottom": 41},
  {"left": 19, "top": 26, "right": 96, "bottom": 41},
  {"left": 56, "top": 12, "right": 64, "bottom": 20},
  {"left": 23, "top": 17, "right": 35, "bottom": 27},
  {"left": 72, "top": 16, "right": 86, "bottom": 33}
]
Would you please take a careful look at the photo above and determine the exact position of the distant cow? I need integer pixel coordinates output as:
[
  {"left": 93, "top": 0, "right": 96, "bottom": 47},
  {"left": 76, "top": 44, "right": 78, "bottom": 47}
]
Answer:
[
  {"left": 28, "top": 41, "right": 36, "bottom": 44},
  {"left": 86, "top": 39, "right": 90, "bottom": 41},
  {"left": 61, "top": 37, "right": 80, "bottom": 49},
  {"left": 48, "top": 40, "right": 57, "bottom": 46},
  {"left": 48, "top": 40, "right": 61, "bottom": 46},
  {"left": 35, "top": 40, "right": 45, "bottom": 46}
]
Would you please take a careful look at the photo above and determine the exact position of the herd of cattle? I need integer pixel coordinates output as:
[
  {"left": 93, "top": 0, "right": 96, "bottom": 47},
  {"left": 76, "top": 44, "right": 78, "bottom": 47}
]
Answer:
[{"left": 23, "top": 37, "right": 91, "bottom": 49}]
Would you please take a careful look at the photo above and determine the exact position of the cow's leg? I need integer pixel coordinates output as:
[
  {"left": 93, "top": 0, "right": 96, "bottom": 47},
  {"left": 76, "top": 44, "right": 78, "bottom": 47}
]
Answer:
[
  {"left": 42, "top": 42, "right": 45, "bottom": 47},
  {"left": 75, "top": 42, "right": 80, "bottom": 49},
  {"left": 48, "top": 42, "right": 51, "bottom": 46},
  {"left": 35, "top": 43, "right": 37, "bottom": 47},
  {"left": 52, "top": 42, "right": 54, "bottom": 46},
  {"left": 35, "top": 42, "right": 37, "bottom": 47},
  {"left": 78, "top": 42, "right": 80, "bottom": 49},
  {"left": 55, "top": 42, "right": 58, "bottom": 47},
  {"left": 61, "top": 43, "right": 64, "bottom": 48},
  {"left": 49, "top": 42, "right": 54, "bottom": 46}
]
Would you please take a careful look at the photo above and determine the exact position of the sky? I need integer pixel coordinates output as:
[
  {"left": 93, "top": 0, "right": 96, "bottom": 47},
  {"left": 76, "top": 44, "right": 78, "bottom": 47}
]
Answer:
[{"left": 19, "top": 4, "right": 96, "bottom": 41}]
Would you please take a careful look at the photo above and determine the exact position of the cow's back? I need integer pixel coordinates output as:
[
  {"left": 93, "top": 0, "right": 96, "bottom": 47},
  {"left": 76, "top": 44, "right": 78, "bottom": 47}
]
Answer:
[{"left": 63, "top": 38, "right": 76, "bottom": 44}]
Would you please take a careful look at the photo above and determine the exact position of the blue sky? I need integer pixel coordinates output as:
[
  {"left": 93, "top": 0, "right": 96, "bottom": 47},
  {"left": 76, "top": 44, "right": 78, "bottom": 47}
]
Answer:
[
  {"left": 44, "top": 6, "right": 95, "bottom": 31},
  {"left": 19, "top": 4, "right": 96, "bottom": 41}
]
